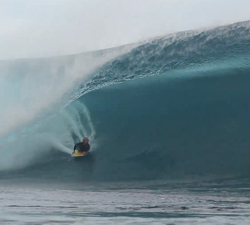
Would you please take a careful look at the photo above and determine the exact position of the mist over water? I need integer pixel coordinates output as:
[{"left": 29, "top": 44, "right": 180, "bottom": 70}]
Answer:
[
  {"left": 1, "top": 18, "right": 250, "bottom": 225},
  {"left": 0, "top": 20, "right": 249, "bottom": 181},
  {"left": 0, "top": 45, "right": 135, "bottom": 172},
  {"left": 2, "top": 0, "right": 250, "bottom": 60}
]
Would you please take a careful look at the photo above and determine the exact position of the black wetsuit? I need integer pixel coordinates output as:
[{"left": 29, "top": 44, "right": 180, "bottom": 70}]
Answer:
[{"left": 73, "top": 142, "right": 90, "bottom": 153}]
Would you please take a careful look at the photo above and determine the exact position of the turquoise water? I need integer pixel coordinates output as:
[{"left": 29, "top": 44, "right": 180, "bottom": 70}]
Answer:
[{"left": 0, "top": 21, "right": 250, "bottom": 224}]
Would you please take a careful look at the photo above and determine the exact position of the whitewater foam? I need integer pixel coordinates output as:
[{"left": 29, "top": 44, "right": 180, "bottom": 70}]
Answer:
[
  {"left": 1, "top": 21, "right": 250, "bottom": 179},
  {"left": 0, "top": 44, "right": 135, "bottom": 138}
]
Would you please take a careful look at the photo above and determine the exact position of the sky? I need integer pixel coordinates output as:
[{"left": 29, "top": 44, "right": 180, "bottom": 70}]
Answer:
[{"left": 0, "top": 0, "right": 250, "bottom": 60}]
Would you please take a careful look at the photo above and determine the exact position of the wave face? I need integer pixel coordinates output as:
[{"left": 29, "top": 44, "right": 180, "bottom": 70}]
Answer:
[{"left": 1, "top": 21, "right": 250, "bottom": 182}]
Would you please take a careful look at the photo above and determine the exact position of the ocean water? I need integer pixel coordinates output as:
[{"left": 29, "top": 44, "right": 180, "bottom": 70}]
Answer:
[
  {"left": 1, "top": 179, "right": 250, "bottom": 224},
  {"left": 1, "top": 21, "right": 250, "bottom": 224}
]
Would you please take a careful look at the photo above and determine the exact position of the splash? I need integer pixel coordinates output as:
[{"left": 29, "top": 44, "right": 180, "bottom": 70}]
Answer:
[
  {"left": 1, "top": 21, "right": 250, "bottom": 180},
  {"left": 0, "top": 44, "right": 135, "bottom": 138},
  {"left": 0, "top": 100, "right": 95, "bottom": 171}
]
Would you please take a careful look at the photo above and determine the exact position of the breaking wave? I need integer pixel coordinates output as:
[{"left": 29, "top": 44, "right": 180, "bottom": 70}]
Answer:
[{"left": 1, "top": 21, "right": 250, "bottom": 181}]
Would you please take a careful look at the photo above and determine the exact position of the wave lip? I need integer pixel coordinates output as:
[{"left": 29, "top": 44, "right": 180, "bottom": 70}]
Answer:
[
  {"left": 72, "top": 20, "right": 250, "bottom": 101},
  {"left": 1, "top": 21, "right": 250, "bottom": 182}
]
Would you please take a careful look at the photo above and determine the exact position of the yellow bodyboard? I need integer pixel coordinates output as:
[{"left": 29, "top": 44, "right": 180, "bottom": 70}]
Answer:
[{"left": 72, "top": 150, "right": 87, "bottom": 157}]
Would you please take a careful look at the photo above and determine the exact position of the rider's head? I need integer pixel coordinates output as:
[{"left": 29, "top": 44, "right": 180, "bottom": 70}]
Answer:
[{"left": 83, "top": 137, "right": 89, "bottom": 144}]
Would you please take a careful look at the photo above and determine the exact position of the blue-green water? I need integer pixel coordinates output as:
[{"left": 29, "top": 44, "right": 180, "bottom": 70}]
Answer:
[{"left": 0, "top": 21, "right": 250, "bottom": 224}]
